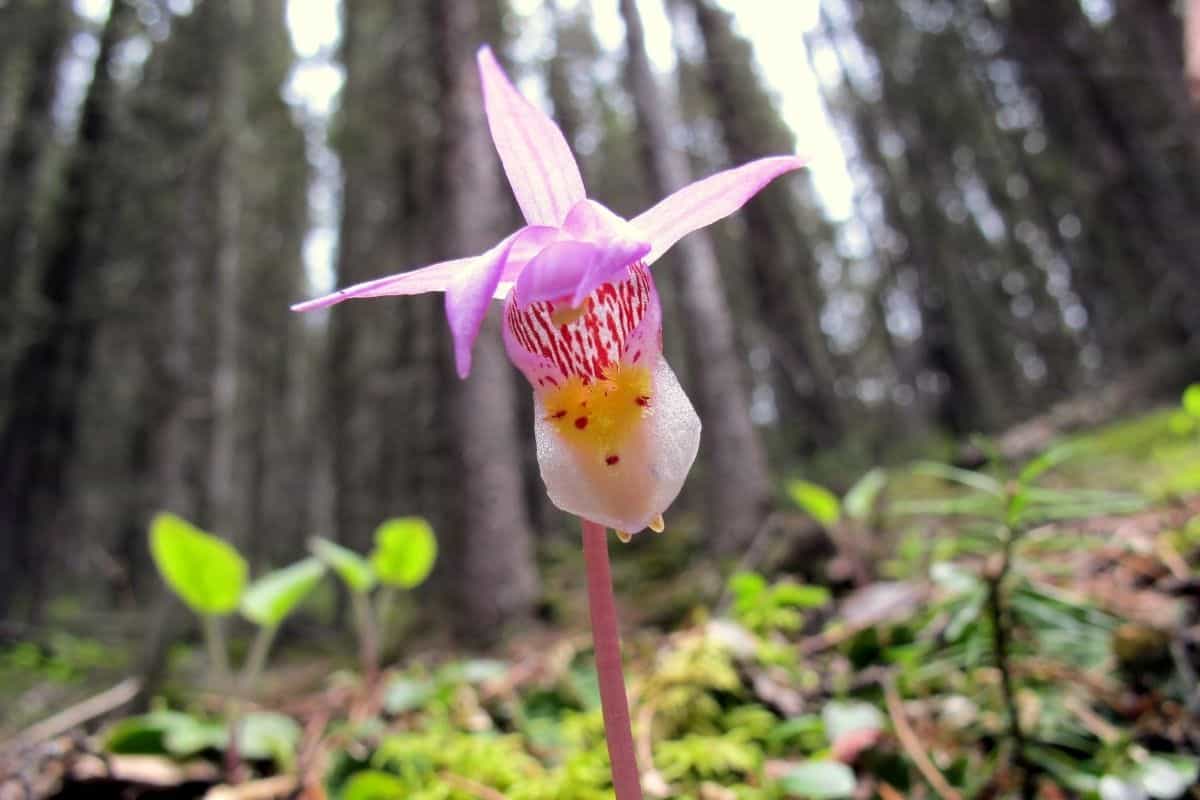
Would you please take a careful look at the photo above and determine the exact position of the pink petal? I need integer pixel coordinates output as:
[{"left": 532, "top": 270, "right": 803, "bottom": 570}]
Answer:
[
  {"left": 291, "top": 226, "right": 556, "bottom": 313},
  {"left": 631, "top": 156, "right": 807, "bottom": 266},
  {"left": 477, "top": 45, "right": 586, "bottom": 227},
  {"left": 444, "top": 227, "right": 557, "bottom": 378},
  {"left": 560, "top": 200, "right": 651, "bottom": 306},
  {"left": 292, "top": 226, "right": 558, "bottom": 379},
  {"left": 514, "top": 201, "right": 650, "bottom": 308},
  {"left": 290, "top": 258, "right": 473, "bottom": 313}
]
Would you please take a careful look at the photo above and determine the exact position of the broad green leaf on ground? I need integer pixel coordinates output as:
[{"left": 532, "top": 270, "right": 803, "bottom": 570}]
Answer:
[
  {"left": 778, "top": 760, "right": 857, "bottom": 798},
  {"left": 310, "top": 536, "right": 375, "bottom": 593},
  {"left": 238, "top": 711, "right": 301, "bottom": 769},
  {"left": 370, "top": 517, "right": 437, "bottom": 589},
  {"left": 383, "top": 676, "right": 436, "bottom": 714},
  {"left": 240, "top": 557, "right": 326, "bottom": 628},
  {"left": 770, "top": 582, "right": 831, "bottom": 609},
  {"left": 105, "top": 711, "right": 226, "bottom": 757},
  {"left": 1137, "top": 755, "right": 1199, "bottom": 799},
  {"left": 342, "top": 771, "right": 409, "bottom": 800},
  {"left": 149, "top": 513, "right": 246, "bottom": 616},
  {"left": 1183, "top": 384, "right": 1200, "bottom": 418},
  {"left": 843, "top": 468, "right": 887, "bottom": 519},
  {"left": 787, "top": 480, "right": 841, "bottom": 526},
  {"left": 821, "top": 700, "right": 884, "bottom": 743}
]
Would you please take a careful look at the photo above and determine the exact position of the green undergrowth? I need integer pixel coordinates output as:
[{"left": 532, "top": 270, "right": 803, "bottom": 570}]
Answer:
[{"left": 22, "top": 397, "right": 1200, "bottom": 797}]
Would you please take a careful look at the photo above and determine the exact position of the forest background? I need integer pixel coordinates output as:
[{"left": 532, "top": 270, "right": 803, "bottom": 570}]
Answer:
[{"left": 3, "top": 0, "right": 1200, "bottom": 797}]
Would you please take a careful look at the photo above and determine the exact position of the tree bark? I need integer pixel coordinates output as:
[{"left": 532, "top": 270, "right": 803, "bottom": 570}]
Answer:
[
  {"left": 433, "top": 0, "right": 539, "bottom": 644},
  {"left": 0, "top": 0, "right": 131, "bottom": 622},
  {"left": 619, "top": 0, "right": 771, "bottom": 555},
  {"left": 686, "top": 0, "right": 847, "bottom": 448}
]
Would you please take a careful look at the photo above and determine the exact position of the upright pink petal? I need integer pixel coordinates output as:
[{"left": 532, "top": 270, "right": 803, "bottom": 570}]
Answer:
[
  {"left": 477, "top": 45, "right": 586, "bottom": 227},
  {"left": 631, "top": 156, "right": 807, "bottom": 266}
]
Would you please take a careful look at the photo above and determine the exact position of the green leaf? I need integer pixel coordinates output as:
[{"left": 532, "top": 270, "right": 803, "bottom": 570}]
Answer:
[
  {"left": 309, "top": 537, "right": 375, "bottom": 593},
  {"left": 778, "top": 760, "right": 858, "bottom": 798},
  {"left": 240, "top": 557, "right": 326, "bottom": 628},
  {"left": 911, "top": 461, "right": 1004, "bottom": 496},
  {"left": 1183, "top": 384, "right": 1200, "bottom": 418},
  {"left": 104, "top": 711, "right": 225, "bottom": 757},
  {"left": 1018, "top": 441, "right": 1086, "bottom": 485},
  {"left": 1138, "top": 755, "right": 1199, "bottom": 799},
  {"left": 383, "top": 676, "right": 435, "bottom": 714},
  {"left": 369, "top": 517, "right": 437, "bottom": 589},
  {"left": 821, "top": 701, "right": 885, "bottom": 744},
  {"left": 771, "top": 583, "right": 831, "bottom": 609},
  {"left": 149, "top": 513, "right": 247, "bottom": 616},
  {"left": 892, "top": 494, "right": 1005, "bottom": 518},
  {"left": 342, "top": 770, "right": 409, "bottom": 800},
  {"left": 237, "top": 711, "right": 301, "bottom": 768},
  {"left": 787, "top": 480, "right": 841, "bottom": 526},
  {"left": 843, "top": 468, "right": 887, "bottom": 519},
  {"left": 728, "top": 571, "right": 767, "bottom": 604}
]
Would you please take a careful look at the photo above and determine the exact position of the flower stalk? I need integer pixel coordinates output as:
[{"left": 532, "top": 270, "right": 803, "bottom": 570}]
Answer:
[{"left": 582, "top": 518, "right": 643, "bottom": 800}]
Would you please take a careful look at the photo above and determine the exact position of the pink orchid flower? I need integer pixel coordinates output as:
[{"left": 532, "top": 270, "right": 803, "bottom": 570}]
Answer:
[{"left": 293, "top": 46, "right": 805, "bottom": 539}]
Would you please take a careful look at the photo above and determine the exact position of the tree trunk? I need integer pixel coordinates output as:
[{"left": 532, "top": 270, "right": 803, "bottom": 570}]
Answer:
[
  {"left": 0, "top": 0, "right": 131, "bottom": 622},
  {"left": 433, "top": 0, "right": 539, "bottom": 644},
  {"left": 686, "top": 0, "right": 847, "bottom": 448},
  {"left": 619, "top": 0, "right": 770, "bottom": 555},
  {"left": 0, "top": 0, "right": 69, "bottom": 393}
]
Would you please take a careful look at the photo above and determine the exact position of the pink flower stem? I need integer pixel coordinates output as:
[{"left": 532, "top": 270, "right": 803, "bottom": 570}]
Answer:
[{"left": 582, "top": 517, "right": 643, "bottom": 800}]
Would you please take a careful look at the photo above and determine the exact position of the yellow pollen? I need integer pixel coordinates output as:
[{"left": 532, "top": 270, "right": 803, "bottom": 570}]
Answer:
[
  {"left": 615, "top": 529, "right": 633, "bottom": 543},
  {"left": 541, "top": 363, "right": 653, "bottom": 461},
  {"left": 648, "top": 513, "right": 665, "bottom": 533}
]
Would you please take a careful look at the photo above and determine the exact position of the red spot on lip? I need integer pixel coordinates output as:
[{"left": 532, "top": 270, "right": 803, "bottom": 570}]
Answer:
[
  {"left": 605, "top": 454, "right": 620, "bottom": 465},
  {"left": 635, "top": 395, "right": 650, "bottom": 407},
  {"left": 575, "top": 416, "right": 589, "bottom": 429},
  {"left": 548, "top": 410, "right": 566, "bottom": 420}
]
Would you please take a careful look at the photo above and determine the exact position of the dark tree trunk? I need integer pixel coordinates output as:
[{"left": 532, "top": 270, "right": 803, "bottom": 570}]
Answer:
[
  {"left": 687, "top": 0, "right": 847, "bottom": 448},
  {"left": 620, "top": 0, "right": 771, "bottom": 555},
  {"left": 0, "top": 1, "right": 132, "bottom": 622},
  {"left": 432, "top": 0, "right": 539, "bottom": 645}
]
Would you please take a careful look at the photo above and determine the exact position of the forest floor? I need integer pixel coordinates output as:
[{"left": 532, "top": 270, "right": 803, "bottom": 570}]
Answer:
[{"left": 4, "top": 403, "right": 1200, "bottom": 799}]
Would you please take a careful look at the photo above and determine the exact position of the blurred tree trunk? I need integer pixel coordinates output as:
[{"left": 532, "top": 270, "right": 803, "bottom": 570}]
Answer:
[
  {"left": 331, "top": 0, "right": 442, "bottom": 565},
  {"left": 432, "top": 0, "right": 538, "bottom": 644},
  {"left": 1003, "top": 0, "right": 1200, "bottom": 358},
  {"left": 206, "top": 1, "right": 248, "bottom": 548},
  {"left": 0, "top": 0, "right": 69, "bottom": 395},
  {"left": 835, "top": 0, "right": 1011, "bottom": 433},
  {"left": 619, "top": 0, "right": 770, "bottom": 555},
  {"left": 685, "top": 0, "right": 847, "bottom": 449},
  {"left": 0, "top": 0, "right": 132, "bottom": 622},
  {"left": 238, "top": 0, "right": 313, "bottom": 566}
]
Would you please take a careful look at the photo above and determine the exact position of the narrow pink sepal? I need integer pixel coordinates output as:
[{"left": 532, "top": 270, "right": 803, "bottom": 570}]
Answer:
[
  {"left": 290, "top": 258, "right": 475, "bottom": 313},
  {"left": 445, "top": 226, "right": 558, "bottom": 378},
  {"left": 477, "top": 45, "right": 586, "bottom": 227},
  {"left": 631, "top": 155, "right": 807, "bottom": 266}
]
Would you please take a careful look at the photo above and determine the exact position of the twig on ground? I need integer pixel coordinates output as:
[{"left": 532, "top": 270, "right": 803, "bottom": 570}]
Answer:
[
  {"left": 883, "top": 679, "right": 962, "bottom": 800},
  {"left": 6, "top": 677, "right": 140, "bottom": 752},
  {"left": 204, "top": 774, "right": 298, "bottom": 800}
]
